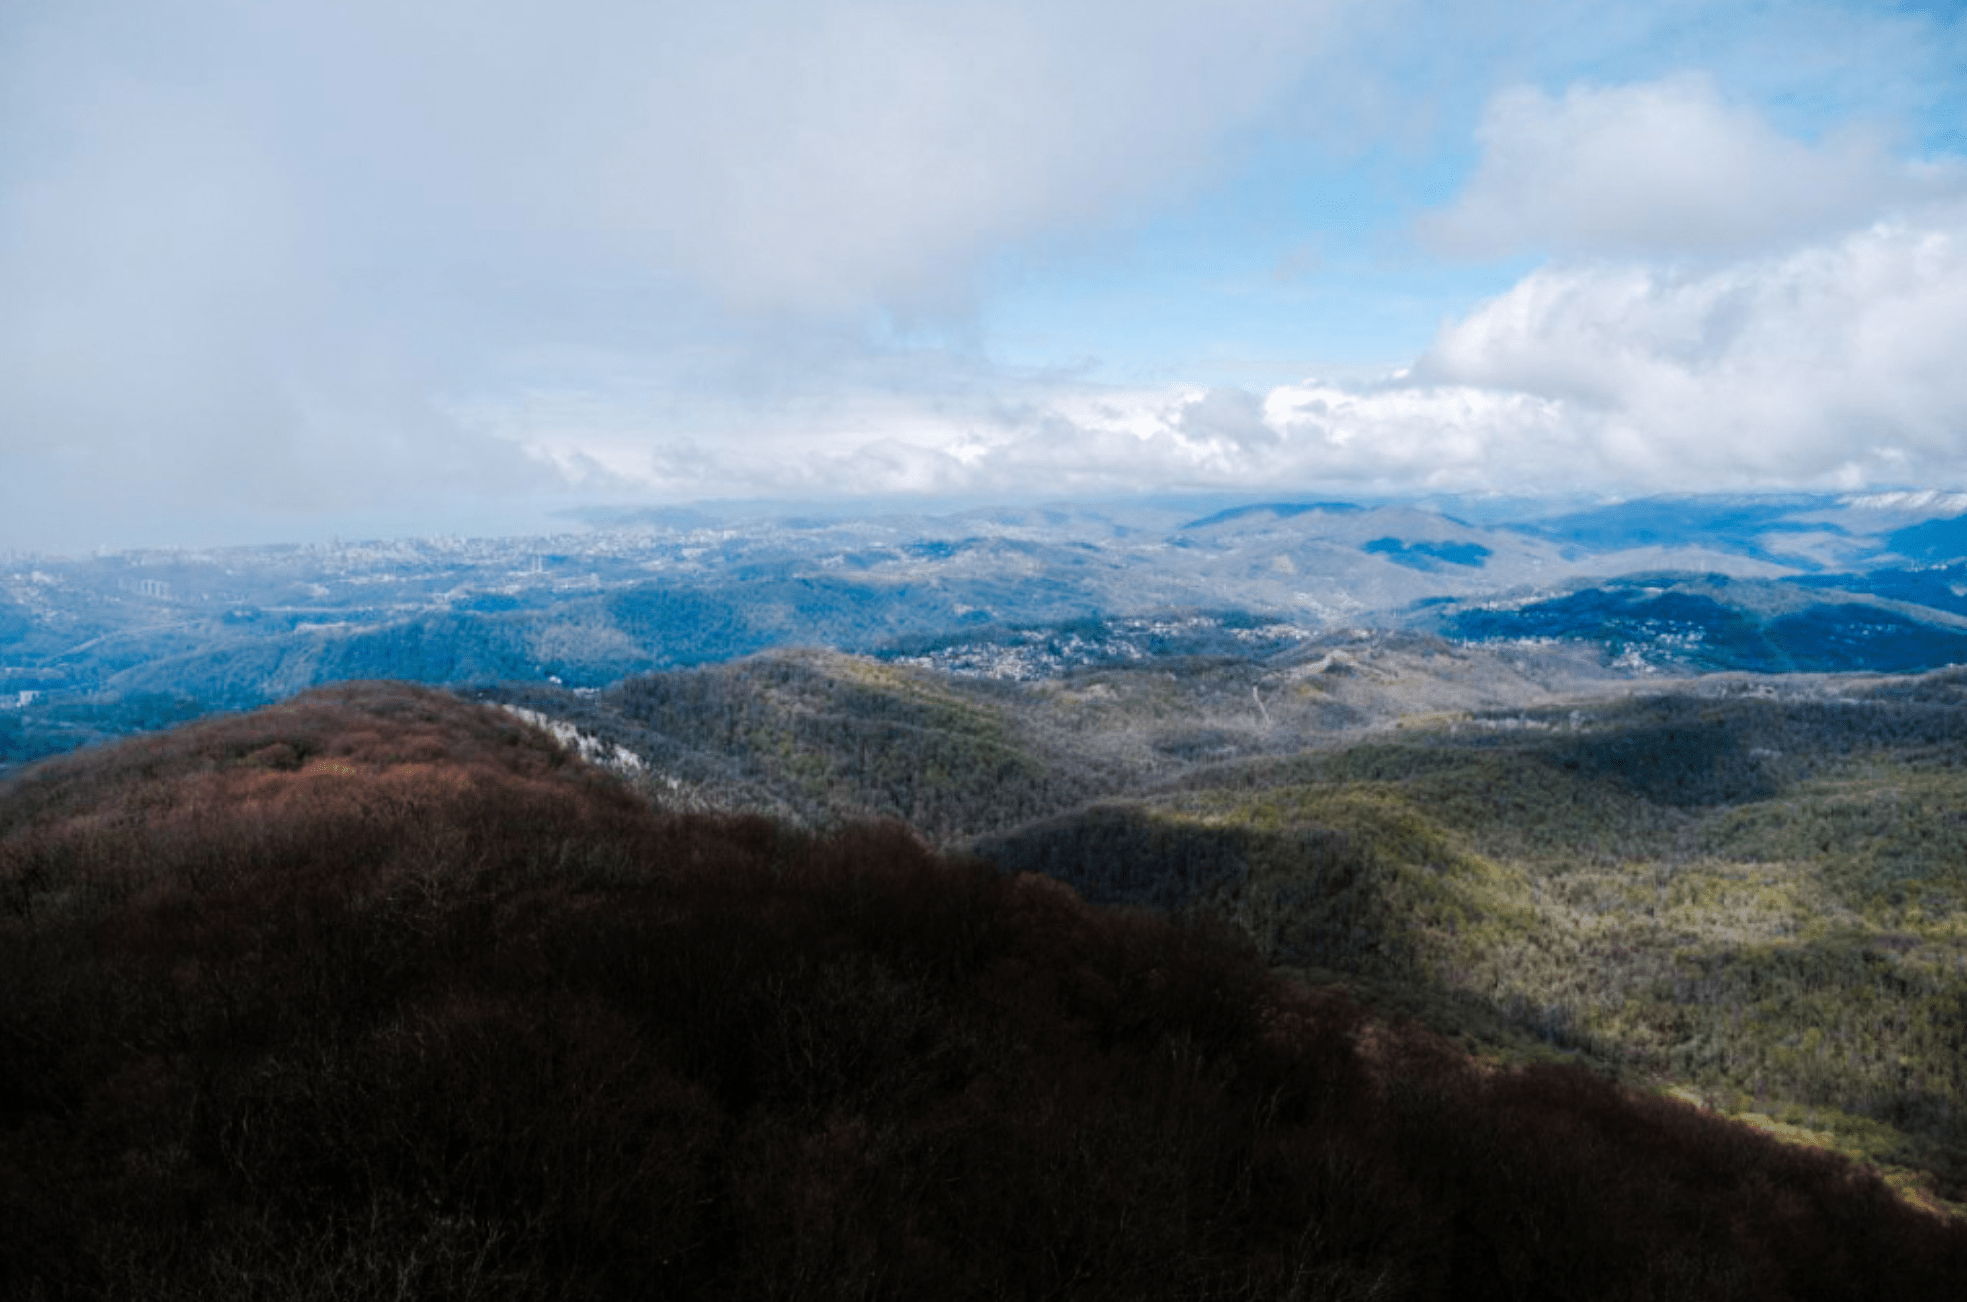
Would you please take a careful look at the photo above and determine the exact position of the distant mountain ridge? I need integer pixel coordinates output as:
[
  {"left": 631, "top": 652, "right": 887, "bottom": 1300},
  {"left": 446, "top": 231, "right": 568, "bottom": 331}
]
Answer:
[
  {"left": 1177, "top": 500, "right": 1366, "bottom": 529},
  {"left": 1409, "top": 572, "right": 1967, "bottom": 674},
  {"left": 4, "top": 492, "right": 1967, "bottom": 769}
]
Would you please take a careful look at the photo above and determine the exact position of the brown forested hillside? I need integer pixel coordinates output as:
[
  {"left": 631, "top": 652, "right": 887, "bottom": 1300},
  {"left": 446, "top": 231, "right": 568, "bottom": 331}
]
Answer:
[{"left": 3, "top": 682, "right": 1964, "bottom": 1299}]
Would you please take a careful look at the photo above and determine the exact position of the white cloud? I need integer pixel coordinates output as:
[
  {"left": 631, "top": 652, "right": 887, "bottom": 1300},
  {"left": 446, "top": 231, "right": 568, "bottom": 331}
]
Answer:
[
  {"left": 14, "top": 0, "right": 1349, "bottom": 316},
  {"left": 1420, "top": 74, "right": 1965, "bottom": 259},
  {"left": 507, "top": 209, "right": 1967, "bottom": 501},
  {"left": 1412, "top": 212, "right": 1967, "bottom": 487},
  {"left": 0, "top": 0, "right": 1364, "bottom": 549},
  {"left": 471, "top": 370, "right": 1573, "bottom": 500},
  {"left": 7, "top": 2, "right": 1967, "bottom": 550}
]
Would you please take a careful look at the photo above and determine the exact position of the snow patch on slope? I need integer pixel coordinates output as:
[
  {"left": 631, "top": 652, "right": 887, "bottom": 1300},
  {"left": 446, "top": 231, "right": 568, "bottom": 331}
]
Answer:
[{"left": 498, "top": 704, "right": 647, "bottom": 775}]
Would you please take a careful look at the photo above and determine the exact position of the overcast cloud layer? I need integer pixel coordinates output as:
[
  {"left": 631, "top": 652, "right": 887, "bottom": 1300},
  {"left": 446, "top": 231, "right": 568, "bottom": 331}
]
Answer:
[{"left": 3, "top": 0, "right": 1965, "bottom": 549}]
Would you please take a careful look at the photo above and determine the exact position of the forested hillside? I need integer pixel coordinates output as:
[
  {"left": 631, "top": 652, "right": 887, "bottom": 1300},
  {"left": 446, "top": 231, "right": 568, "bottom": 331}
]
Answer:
[
  {"left": 467, "top": 650, "right": 1967, "bottom": 1212},
  {"left": 975, "top": 677, "right": 1967, "bottom": 1212},
  {"left": 463, "top": 632, "right": 1629, "bottom": 842},
  {"left": 3, "top": 682, "right": 1964, "bottom": 1299}
]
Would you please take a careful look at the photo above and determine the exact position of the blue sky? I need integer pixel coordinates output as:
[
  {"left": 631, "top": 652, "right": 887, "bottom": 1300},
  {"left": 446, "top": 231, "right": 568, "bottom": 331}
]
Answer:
[{"left": 4, "top": 0, "right": 1966, "bottom": 550}]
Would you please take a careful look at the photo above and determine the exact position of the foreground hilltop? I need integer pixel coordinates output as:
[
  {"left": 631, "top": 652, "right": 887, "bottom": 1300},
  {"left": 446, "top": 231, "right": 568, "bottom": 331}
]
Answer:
[{"left": 3, "top": 682, "right": 1965, "bottom": 1299}]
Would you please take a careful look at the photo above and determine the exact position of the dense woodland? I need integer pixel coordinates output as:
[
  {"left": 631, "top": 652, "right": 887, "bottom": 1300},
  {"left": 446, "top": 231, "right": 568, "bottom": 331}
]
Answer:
[
  {"left": 465, "top": 653, "right": 1967, "bottom": 1212},
  {"left": 461, "top": 635, "right": 1580, "bottom": 841},
  {"left": 470, "top": 650, "right": 1145, "bottom": 842},
  {"left": 2, "top": 682, "right": 1966, "bottom": 1299},
  {"left": 977, "top": 682, "right": 1967, "bottom": 1212}
]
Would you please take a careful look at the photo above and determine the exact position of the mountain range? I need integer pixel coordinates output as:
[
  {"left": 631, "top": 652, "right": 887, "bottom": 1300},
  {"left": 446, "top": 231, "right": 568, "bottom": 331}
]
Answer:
[
  {"left": 9, "top": 491, "right": 1967, "bottom": 1291},
  {"left": 5, "top": 491, "right": 1967, "bottom": 771}
]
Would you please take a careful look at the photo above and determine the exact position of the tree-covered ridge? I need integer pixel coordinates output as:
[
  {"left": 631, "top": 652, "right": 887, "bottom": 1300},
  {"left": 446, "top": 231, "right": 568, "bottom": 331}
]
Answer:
[
  {"left": 972, "top": 680, "right": 1967, "bottom": 1213},
  {"left": 3, "top": 682, "right": 1964, "bottom": 1298},
  {"left": 1424, "top": 573, "right": 1967, "bottom": 673},
  {"left": 460, "top": 632, "right": 1642, "bottom": 845},
  {"left": 469, "top": 649, "right": 1121, "bottom": 843}
]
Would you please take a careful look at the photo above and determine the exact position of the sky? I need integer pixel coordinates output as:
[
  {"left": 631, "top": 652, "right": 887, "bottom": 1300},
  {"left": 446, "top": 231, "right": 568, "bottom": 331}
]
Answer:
[{"left": 4, "top": 0, "right": 1966, "bottom": 551}]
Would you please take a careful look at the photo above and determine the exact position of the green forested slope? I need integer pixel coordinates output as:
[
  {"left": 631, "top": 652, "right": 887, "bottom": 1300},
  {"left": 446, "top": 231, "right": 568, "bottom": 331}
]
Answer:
[
  {"left": 464, "top": 633, "right": 1632, "bottom": 842},
  {"left": 472, "top": 650, "right": 1128, "bottom": 841},
  {"left": 971, "top": 678, "right": 1967, "bottom": 1212},
  {"left": 459, "top": 653, "right": 1967, "bottom": 1211}
]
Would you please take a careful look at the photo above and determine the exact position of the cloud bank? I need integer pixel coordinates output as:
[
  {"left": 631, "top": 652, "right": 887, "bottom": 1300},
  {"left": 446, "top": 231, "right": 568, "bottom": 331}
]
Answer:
[
  {"left": 1418, "top": 75, "right": 1963, "bottom": 259},
  {"left": 4, "top": 3, "right": 1966, "bottom": 549},
  {"left": 485, "top": 200, "right": 1967, "bottom": 502},
  {"left": 0, "top": 0, "right": 1350, "bottom": 548}
]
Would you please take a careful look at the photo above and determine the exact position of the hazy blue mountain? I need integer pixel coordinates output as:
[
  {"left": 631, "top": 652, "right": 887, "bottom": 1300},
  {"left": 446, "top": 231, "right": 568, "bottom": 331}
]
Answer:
[
  {"left": 1505, "top": 496, "right": 1840, "bottom": 560},
  {"left": 1891, "top": 514, "right": 1967, "bottom": 563},
  {"left": 5, "top": 492, "right": 1967, "bottom": 771},
  {"left": 1412, "top": 573, "right": 1967, "bottom": 675},
  {"left": 1789, "top": 563, "right": 1967, "bottom": 618},
  {"left": 1177, "top": 500, "right": 1366, "bottom": 529},
  {"left": 1362, "top": 537, "right": 1493, "bottom": 571}
]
